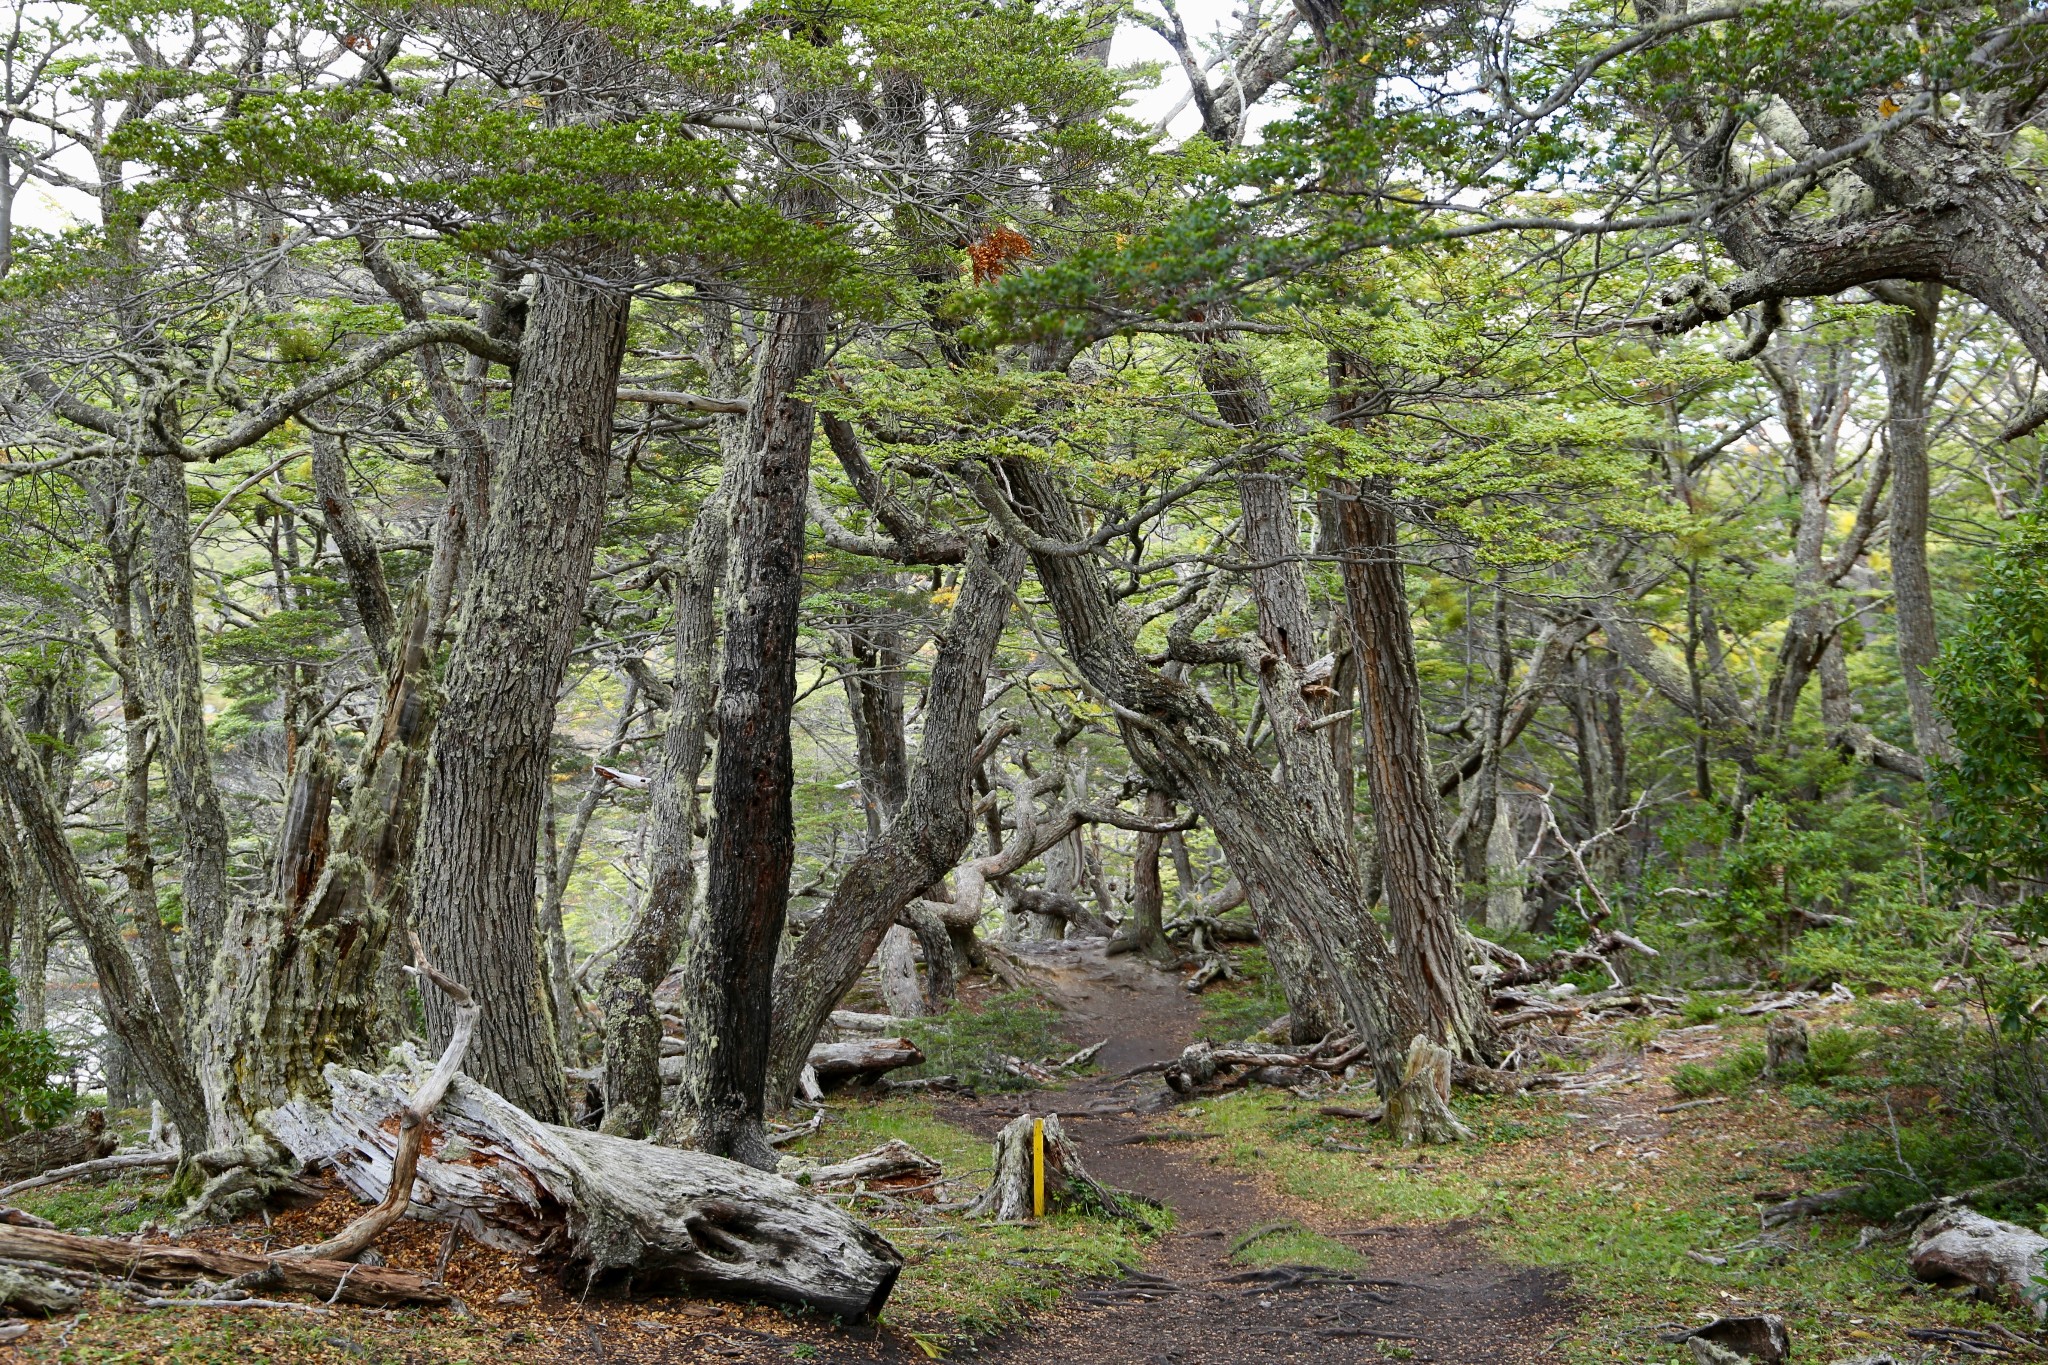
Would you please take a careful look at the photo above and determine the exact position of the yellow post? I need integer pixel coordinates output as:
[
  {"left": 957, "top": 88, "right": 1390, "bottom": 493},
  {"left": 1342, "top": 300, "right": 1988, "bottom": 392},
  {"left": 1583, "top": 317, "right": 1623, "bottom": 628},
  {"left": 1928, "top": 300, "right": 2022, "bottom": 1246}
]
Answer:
[{"left": 1031, "top": 1117, "right": 1046, "bottom": 1219}]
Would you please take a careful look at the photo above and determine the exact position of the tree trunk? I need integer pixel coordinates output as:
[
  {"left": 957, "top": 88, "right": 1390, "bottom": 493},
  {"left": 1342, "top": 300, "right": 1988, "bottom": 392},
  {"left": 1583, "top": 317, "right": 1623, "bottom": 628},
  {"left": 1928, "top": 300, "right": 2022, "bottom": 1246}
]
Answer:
[
  {"left": 1109, "top": 789, "right": 1173, "bottom": 959},
  {"left": 198, "top": 583, "right": 447, "bottom": 1147},
  {"left": 842, "top": 600, "right": 909, "bottom": 841},
  {"left": 411, "top": 271, "right": 630, "bottom": 1123},
  {"left": 311, "top": 427, "right": 396, "bottom": 671},
  {"left": 1327, "top": 481, "right": 1497, "bottom": 1064},
  {"left": 133, "top": 453, "right": 231, "bottom": 995},
  {"left": 665, "top": 294, "right": 829, "bottom": 1165},
  {"left": 1879, "top": 284, "right": 1951, "bottom": 766},
  {"left": 596, "top": 472, "right": 735, "bottom": 1138},
  {"left": 763, "top": 535, "right": 1023, "bottom": 1108},
  {"left": 0, "top": 687, "right": 205, "bottom": 1144}
]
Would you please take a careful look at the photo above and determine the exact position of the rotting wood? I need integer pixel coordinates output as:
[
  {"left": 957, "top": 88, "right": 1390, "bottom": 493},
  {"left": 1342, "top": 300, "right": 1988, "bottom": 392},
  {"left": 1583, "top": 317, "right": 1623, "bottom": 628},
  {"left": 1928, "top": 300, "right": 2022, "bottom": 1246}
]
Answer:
[
  {"left": 804, "top": 1141, "right": 941, "bottom": 1190},
  {"left": 267, "top": 1063, "right": 901, "bottom": 1318},
  {"left": 804, "top": 1037, "right": 924, "bottom": 1087},
  {"left": 968, "top": 1114, "right": 1138, "bottom": 1223},
  {"left": 0, "top": 1226, "right": 448, "bottom": 1308}
]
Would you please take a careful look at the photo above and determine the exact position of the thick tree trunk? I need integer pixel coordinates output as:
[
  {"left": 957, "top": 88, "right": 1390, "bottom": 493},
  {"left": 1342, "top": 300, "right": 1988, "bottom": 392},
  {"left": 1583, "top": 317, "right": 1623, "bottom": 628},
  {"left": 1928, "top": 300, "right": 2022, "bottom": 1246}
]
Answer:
[
  {"left": 842, "top": 600, "right": 909, "bottom": 841},
  {"left": 0, "top": 688, "right": 205, "bottom": 1144},
  {"left": 1879, "top": 284, "right": 1952, "bottom": 766},
  {"left": 763, "top": 535, "right": 1024, "bottom": 1108},
  {"left": 665, "top": 294, "right": 829, "bottom": 1165},
  {"left": 199, "top": 582, "right": 447, "bottom": 1147},
  {"left": 134, "top": 453, "right": 231, "bottom": 995},
  {"left": 1108, "top": 789, "right": 1173, "bottom": 959},
  {"left": 412, "top": 271, "right": 630, "bottom": 1123},
  {"left": 1328, "top": 481, "right": 1497, "bottom": 1064},
  {"left": 597, "top": 471, "right": 735, "bottom": 1139},
  {"left": 985, "top": 460, "right": 1465, "bottom": 1139}
]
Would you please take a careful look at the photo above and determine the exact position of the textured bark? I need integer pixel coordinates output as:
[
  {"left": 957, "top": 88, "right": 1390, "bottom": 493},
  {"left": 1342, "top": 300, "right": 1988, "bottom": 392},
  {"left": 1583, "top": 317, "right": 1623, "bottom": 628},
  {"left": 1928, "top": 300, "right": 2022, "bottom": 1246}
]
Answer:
[
  {"left": 987, "top": 460, "right": 1462, "bottom": 1137},
  {"left": 1879, "top": 284, "right": 1952, "bottom": 766},
  {"left": 199, "top": 583, "right": 445, "bottom": 1146},
  {"left": 133, "top": 453, "right": 231, "bottom": 992},
  {"left": 597, "top": 473, "right": 735, "bottom": 1138},
  {"left": 0, "top": 1225, "right": 449, "bottom": 1308},
  {"left": 1108, "top": 789, "right": 1173, "bottom": 959},
  {"left": 763, "top": 535, "right": 1024, "bottom": 1108},
  {"left": 842, "top": 601, "right": 909, "bottom": 841},
  {"left": 1756, "top": 352, "right": 1845, "bottom": 743},
  {"left": 0, "top": 687, "right": 204, "bottom": 1144},
  {"left": 665, "top": 294, "right": 829, "bottom": 1164},
  {"left": 412, "top": 271, "right": 630, "bottom": 1123},
  {"left": 1328, "top": 482, "right": 1496, "bottom": 1064},
  {"left": 311, "top": 428, "right": 397, "bottom": 670},
  {"left": 269, "top": 1063, "right": 901, "bottom": 1317}
]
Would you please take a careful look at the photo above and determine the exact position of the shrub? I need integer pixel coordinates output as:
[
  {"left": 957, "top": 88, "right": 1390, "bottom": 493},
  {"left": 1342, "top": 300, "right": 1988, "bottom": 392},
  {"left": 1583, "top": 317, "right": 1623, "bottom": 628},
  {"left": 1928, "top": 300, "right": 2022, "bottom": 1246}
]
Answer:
[{"left": 0, "top": 970, "right": 73, "bottom": 1138}]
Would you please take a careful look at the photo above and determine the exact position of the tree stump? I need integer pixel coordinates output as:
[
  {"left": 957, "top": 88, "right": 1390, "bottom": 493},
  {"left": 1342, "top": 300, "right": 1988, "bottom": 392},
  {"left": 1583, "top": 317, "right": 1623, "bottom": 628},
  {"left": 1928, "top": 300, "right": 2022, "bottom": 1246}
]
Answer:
[
  {"left": 966, "top": 1114, "right": 1132, "bottom": 1222},
  {"left": 1384, "top": 1035, "right": 1471, "bottom": 1146},
  {"left": 266, "top": 1060, "right": 902, "bottom": 1318},
  {"left": 1911, "top": 1200, "right": 2048, "bottom": 1320},
  {"left": 1764, "top": 1016, "right": 1809, "bottom": 1080}
]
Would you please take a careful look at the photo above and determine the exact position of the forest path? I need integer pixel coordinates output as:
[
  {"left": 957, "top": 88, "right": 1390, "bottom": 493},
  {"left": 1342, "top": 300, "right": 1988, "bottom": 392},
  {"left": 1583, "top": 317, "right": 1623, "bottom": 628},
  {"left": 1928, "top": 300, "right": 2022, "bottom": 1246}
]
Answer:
[{"left": 948, "top": 939, "right": 1577, "bottom": 1365}]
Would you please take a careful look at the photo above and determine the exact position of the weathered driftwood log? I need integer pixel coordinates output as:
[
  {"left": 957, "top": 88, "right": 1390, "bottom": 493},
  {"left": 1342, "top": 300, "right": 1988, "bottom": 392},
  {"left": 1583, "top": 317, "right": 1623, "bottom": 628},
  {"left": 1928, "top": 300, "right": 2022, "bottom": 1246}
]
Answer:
[
  {"left": 1910, "top": 1201, "right": 2048, "bottom": 1320},
  {"left": 0, "top": 1111, "right": 116, "bottom": 1182},
  {"left": 1657, "top": 1314, "right": 1790, "bottom": 1364},
  {"left": 1164, "top": 1036, "right": 1372, "bottom": 1096},
  {"left": 268, "top": 1064, "right": 901, "bottom": 1318},
  {"left": 967, "top": 1114, "right": 1132, "bottom": 1222},
  {"left": 828, "top": 1010, "right": 919, "bottom": 1034},
  {"left": 0, "top": 1150, "right": 178, "bottom": 1202},
  {"left": 806, "top": 1141, "right": 942, "bottom": 1190},
  {"left": 0, "top": 1225, "right": 448, "bottom": 1307},
  {"left": 1763, "top": 1016, "right": 1809, "bottom": 1080},
  {"left": 0, "top": 1262, "right": 85, "bottom": 1315},
  {"left": 804, "top": 1038, "right": 925, "bottom": 1088}
]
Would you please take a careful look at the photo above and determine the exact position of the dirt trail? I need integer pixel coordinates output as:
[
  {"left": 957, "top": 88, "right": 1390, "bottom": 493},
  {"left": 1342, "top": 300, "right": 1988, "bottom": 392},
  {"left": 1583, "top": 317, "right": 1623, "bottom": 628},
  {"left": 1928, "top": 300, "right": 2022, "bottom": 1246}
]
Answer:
[{"left": 955, "top": 940, "right": 1575, "bottom": 1365}]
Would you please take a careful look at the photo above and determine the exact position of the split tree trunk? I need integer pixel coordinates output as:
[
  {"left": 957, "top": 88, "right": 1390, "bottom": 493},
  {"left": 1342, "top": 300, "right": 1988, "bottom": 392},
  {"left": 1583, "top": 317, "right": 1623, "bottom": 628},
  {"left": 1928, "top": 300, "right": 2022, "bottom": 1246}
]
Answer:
[
  {"left": 666, "top": 293, "right": 830, "bottom": 1165},
  {"left": 412, "top": 270, "right": 630, "bottom": 1123},
  {"left": 763, "top": 534, "right": 1024, "bottom": 1108}
]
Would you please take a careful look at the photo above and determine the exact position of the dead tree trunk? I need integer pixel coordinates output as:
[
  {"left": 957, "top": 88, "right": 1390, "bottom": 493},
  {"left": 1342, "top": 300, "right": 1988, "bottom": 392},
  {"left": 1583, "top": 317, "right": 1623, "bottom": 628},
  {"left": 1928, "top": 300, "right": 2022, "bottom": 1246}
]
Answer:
[
  {"left": 969, "top": 1113, "right": 1133, "bottom": 1222},
  {"left": 666, "top": 293, "right": 829, "bottom": 1165},
  {"left": 763, "top": 533, "right": 1023, "bottom": 1108},
  {"left": 267, "top": 1063, "right": 901, "bottom": 1317},
  {"left": 411, "top": 269, "right": 630, "bottom": 1124},
  {"left": 199, "top": 582, "right": 448, "bottom": 1148}
]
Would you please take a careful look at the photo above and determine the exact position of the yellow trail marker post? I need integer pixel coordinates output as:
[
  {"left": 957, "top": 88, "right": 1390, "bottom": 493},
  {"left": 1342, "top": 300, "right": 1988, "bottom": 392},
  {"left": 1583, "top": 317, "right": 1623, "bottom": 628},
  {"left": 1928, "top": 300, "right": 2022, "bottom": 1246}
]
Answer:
[{"left": 1032, "top": 1117, "right": 1046, "bottom": 1219}]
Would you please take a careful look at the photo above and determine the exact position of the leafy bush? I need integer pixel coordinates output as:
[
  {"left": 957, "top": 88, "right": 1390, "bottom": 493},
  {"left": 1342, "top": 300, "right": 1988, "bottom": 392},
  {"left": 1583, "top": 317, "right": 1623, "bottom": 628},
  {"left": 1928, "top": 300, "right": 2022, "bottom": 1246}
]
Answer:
[
  {"left": 1680, "top": 995, "right": 1725, "bottom": 1025},
  {"left": 0, "top": 970, "right": 74, "bottom": 1138},
  {"left": 1670, "top": 1043, "right": 1763, "bottom": 1098}
]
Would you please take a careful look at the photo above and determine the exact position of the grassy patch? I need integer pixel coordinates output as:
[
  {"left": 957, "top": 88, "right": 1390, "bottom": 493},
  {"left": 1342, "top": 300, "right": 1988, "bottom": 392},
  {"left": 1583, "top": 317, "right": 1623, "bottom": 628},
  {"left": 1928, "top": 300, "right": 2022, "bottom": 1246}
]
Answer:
[
  {"left": 12, "top": 1172, "right": 176, "bottom": 1235},
  {"left": 897, "top": 990, "right": 1073, "bottom": 1091},
  {"left": 1229, "top": 1222, "right": 1362, "bottom": 1270},
  {"left": 1196, "top": 945, "right": 1288, "bottom": 1042},
  {"left": 784, "top": 1095, "right": 1162, "bottom": 1343},
  {"left": 1185, "top": 1069, "right": 2024, "bottom": 1364}
]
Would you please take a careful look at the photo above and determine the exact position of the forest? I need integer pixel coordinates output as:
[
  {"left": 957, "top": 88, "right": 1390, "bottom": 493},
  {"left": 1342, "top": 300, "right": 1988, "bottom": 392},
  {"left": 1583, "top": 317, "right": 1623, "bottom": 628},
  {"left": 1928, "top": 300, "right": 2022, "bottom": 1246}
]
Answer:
[{"left": 0, "top": 0, "right": 2040, "bottom": 1360}]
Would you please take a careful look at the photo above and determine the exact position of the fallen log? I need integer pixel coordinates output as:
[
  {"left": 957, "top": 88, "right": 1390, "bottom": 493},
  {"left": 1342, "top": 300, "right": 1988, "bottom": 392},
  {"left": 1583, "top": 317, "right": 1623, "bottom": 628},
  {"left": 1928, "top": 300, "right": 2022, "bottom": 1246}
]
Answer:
[
  {"left": 1910, "top": 1200, "right": 2048, "bottom": 1320},
  {"left": 0, "top": 1225, "right": 448, "bottom": 1307},
  {"left": 804, "top": 1038, "right": 925, "bottom": 1088},
  {"left": 806, "top": 1141, "right": 942, "bottom": 1190},
  {"left": 267, "top": 1063, "right": 901, "bottom": 1318},
  {"left": 0, "top": 1150, "right": 179, "bottom": 1202},
  {"left": 0, "top": 1111, "right": 116, "bottom": 1182}
]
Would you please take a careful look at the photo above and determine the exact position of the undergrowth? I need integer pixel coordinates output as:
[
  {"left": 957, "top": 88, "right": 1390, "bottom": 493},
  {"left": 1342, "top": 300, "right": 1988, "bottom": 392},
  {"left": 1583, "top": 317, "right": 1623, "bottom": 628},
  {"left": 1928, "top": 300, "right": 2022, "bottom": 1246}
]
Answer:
[
  {"left": 1195, "top": 945, "right": 1287, "bottom": 1042},
  {"left": 896, "top": 990, "right": 1073, "bottom": 1091}
]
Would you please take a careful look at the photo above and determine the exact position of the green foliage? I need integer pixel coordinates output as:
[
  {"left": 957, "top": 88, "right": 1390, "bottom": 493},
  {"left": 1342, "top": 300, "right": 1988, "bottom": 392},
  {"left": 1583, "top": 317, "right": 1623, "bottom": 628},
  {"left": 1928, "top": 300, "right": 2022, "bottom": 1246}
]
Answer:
[
  {"left": 1680, "top": 996, "right": 1726, "bottom": 1025},
  {"left": 1671, "top": 1044, "right": 1764, "bottom": 1099},
  {"left": 0, "top": 970, "right": 75, "bottom": 1138},
  {"left": 1932, "top": 511, "right": 2048, "bottom": 911}
]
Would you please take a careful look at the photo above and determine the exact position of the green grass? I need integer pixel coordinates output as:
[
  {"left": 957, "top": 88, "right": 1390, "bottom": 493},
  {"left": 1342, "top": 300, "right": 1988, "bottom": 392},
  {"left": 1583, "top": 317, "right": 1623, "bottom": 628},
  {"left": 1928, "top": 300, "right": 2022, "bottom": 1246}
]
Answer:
[
  {"left": 1196, "top": 945, "right": 1288, "bottom": 1042},
  {"left": 1185, "top": 1076, "right": 2024, "bottom": 1365},
  {"left": 1229, "top": 1222, "right": 1362, "bottom": 1270},
  {"left": 896, "top": 990, "right": 1074, "bottom": 1091},
  {"left": 11, "top": 1172, "right": 176, "bottom": 1235},
  {"left": 783, "top": 1096, "right": 1162, "bottom": 1343}
]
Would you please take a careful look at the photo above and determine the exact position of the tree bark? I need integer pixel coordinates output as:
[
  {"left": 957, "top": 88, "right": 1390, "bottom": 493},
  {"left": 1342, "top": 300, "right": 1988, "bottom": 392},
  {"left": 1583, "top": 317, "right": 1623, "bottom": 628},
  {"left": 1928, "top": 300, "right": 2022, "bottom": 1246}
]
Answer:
[
  {"left": 133, "top": 453, "right": 232, "bottom": 994},
  {"left": 311, "top": 427, "right": 397, "bottom": 671},
  {"left": 1878, "top": 284, "right": 1952, "bottom": 766},
  {"left": 665, "top": 293, "right": 829, "bottom": 1165},
  {"left": 412, "top": 270, "right": 630, "bottom": 1123},
  {"left": 763, "top": 534, "right": 1023, "bottom": 1108},
  {"left": 1327, "top": 481, "right": 1497, "bottom": 1064}
]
